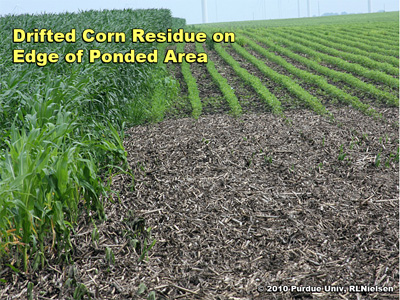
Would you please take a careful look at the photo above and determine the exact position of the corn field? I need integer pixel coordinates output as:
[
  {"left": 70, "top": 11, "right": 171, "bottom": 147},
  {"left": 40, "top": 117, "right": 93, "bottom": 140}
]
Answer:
[
  {"left": 0, "top": 8, "right": 181, "bottom": 273},
  {"left": 0, "top": 8, "right": 398, "bottom": 300}
]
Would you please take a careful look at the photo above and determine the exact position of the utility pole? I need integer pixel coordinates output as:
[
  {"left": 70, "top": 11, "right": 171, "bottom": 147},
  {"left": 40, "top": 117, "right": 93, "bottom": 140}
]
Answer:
[
  {"left": 318, "top": 1, "right": 320, "bottom": 16},
  {"left": 307, "top": 0, "right": 311, "bottom": 17},
  {"left": 368, "top": 0, "right": 372, "bottom": 13}
]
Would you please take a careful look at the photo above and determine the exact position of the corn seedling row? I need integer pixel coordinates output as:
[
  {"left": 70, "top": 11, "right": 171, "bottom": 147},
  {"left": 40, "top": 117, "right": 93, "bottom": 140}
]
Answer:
[
  {"left": 251, "top": 29, "right": 399, "bottom": 92},
  {"left": 337, "top": 27, "right": 399, "bottom": 44},
  {"left": 236, "top": 34, "right": 377, "bottom": 117},
  {"left": 149, "top": 42, "right": 180, "bottom": 123},
  {"left": 213, "top": 43, "right": 283, "bottom": 115},
  {"left": 195, "top": 42, "right": 242, "bottom": 116},
  {"left": 304, "top": 27, "right": 399, "bottom": 53},
  {"left": 244, "top": 31, "right": 398, "bottom": 107},
  {"left": 292, "top": 28, "right": 399, "bottom": 65},
  {"left": 270, "top": 29, "right": 399, "bottom": 77},
  {"left": 298, "top": 26, "right": 399, "bottom": 52},
  {"left": 347, "top": 34, "right": 399, "bottom": 50},
  {"left": 176, "top": 42, "right": 202, "bottom": 118},
  {"left": 229, "top": 42, "right": 329, "bottom": 116},
  {"left": 338, "top": 23, "right": 398, "bottom": 32}
]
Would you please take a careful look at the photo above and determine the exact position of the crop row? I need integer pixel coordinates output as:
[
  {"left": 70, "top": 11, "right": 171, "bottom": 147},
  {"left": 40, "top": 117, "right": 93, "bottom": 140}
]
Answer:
[
  {"left": 337, "top": 26, "right": 399, "bottom": 42},
  {"left": 251, "top": 28, "right": 399, "bottom": 91},
  {"left": 213, "top": 42, "right": 283, "bottom": 115},
  {"left": 304, "top": 27, "right": 399, "bottom": 53},
  {"left": 291, "top": 28, "right": 399, "bottom": 64},
  {"left": 243, "top": 31, "right": 398, "bottom": 106},
  {"left": 235, "top": 34, "right": 377, "bottom": 116},
  {"left": 229, "top": 42, "right": 329, "bottom": 116},
  {"left": 177, "top": 42, "right": 202, "bottom": 118},
  {"left": 190, "top": 17, "right": 398, "bottom": 116},
  {"left": 337, "top": 22, "right": 398, "bottom": 31},
  {"left": 195, "top": 42, "right": 242, "bottom": 115},
  {"left": 175, "top": 23, "right": 396, "bottom": 120},
  {"left": 304, "top": 23, "right": 399, "bottom": 37},
  {"left": 148, "top": 42, "right": 181, "bottom": 123},
  {"left": 269, "top": 28, "right": 399, "bottom": 76}
]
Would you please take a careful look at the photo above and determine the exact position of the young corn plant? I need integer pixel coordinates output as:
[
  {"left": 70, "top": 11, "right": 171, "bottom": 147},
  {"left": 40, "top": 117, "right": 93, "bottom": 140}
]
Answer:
[
  {"left": 237, "top": 33, "right": 380, "bottom": 117},
  {"left": 176, "top": 42, "right": 203, "bottom": 118},
  {"left": 338, "top": 145, "right": 347, "bottom": 161},
  {"left": 231, "top": 40, "right": 329, "bottom": 116},
  {"left": 213, "top": 42, "right": 283, "bottom": 115},
  {"left": 246, "top": 29, "right": 398, "bottom": 106},
  {"left": 374, "top": 152, "right": 382, "bottom": 167},
  {"left": 195, "top": 42, "right": 242, "bottom": 116}
]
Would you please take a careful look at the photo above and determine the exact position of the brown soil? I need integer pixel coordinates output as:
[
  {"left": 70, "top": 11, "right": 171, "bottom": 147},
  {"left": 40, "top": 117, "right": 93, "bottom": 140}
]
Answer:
[{"left": 1, "top": 107, "right": 398, "bottom": 300}]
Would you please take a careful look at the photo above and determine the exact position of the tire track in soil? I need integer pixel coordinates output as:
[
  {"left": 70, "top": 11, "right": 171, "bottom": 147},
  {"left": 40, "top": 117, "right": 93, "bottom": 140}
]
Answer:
[
  {"left": 201, "top": 43, "right": 272, "bottom": 114},
  {"left": 185, "top": 43, "right": 231, "bottom": 115}
]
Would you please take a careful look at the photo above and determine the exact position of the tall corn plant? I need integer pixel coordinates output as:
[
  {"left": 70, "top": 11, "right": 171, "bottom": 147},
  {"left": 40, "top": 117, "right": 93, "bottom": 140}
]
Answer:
[
  {"left": 0, "top": 111, "right": 114, "bottom": 271},
  {"left": 0, "top": 8, "right": 177, "bottom": 272}
]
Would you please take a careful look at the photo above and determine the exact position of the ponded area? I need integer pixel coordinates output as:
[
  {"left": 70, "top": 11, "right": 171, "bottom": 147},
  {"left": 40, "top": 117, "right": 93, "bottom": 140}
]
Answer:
[{"left": 0, "top": 9, "right": 398, "bottom": 300}]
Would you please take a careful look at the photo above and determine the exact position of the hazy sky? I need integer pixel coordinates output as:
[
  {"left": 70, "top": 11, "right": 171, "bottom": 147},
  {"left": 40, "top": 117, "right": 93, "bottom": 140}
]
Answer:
[{"left": 1, "top": 0, "right": 398, "bottom": 24}]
